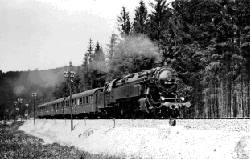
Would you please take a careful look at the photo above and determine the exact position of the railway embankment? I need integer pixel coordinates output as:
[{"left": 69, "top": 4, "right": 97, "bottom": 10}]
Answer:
[
  {"left": 0, "top": 121, "right": 121, "bottom": 159},
  {"left": 18, "top": 119, "right": 250, "bottom": 159}
]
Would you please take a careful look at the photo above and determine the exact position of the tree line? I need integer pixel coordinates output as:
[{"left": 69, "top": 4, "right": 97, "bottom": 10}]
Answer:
[
  {"left": 1, "top": 0, "right": 250, "bottom": 119},
  {"left": 67, "top": 0, "right": 250, "bottom": 118}
]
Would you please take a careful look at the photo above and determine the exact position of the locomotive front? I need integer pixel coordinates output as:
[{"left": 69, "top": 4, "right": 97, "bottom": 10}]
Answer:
[{"left": 146, "top": 66, "right": 190, "bottom": 118}]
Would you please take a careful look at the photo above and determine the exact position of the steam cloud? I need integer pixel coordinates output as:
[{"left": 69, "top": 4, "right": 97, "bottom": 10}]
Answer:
[
  {"left": 13, "top": 67, "right": 66, "bottom": 96},
  {"left": 114, "top": 34, "right": 160, "bottom": 58},
  {"left": 109, "top": 35, "right": 160, "bottom": 75}
]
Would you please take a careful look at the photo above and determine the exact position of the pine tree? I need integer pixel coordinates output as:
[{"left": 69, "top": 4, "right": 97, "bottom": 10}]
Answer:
[
  {"left": 81, "top": 38, "right": 94, "bottom": 90},
  {"left": 73, "top": 67, "right": 82, "bottom": 93},
  {"left": 93, "top": 42, "right": 105, "bottom": 62},
  {"left": 238, "top": 3, "right": 250, "bottom": 116},
  {"left": 167, "top": 0, "right": 225, "bottom": 118},
  {"left": 89, "top": 42, "right": 106, "bottom": 88},
  {"left": 133, "top": 0, "right": 148, "bottom": 34},
  {"left": 148, "top": 0, "right": 171, "bottom": 42},
  {"left": 87, "top": 38, "right": 94, "bottom": 63},
  {"left": 117, "top": 6, "right": 131, "bottom": 36}
]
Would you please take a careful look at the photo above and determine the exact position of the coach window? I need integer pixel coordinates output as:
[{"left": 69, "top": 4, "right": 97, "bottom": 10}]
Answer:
[
  {"left": 83, "top": 97, "right": 85, "bottom": 104},
  {"left": 80, "top": 97, "right": 82, "bottom": 105},
  {"left": 90, "top": 95, "right": 93, "bottom": 104},
  {"left": 76, "top": 98, "right": 79, "bottom": 105},
  {"left": 86, "top": 96, "right": 89, "bottom": 104}
]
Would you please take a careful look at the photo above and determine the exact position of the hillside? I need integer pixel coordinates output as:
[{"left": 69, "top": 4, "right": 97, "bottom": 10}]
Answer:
[{"left": 0, "top": 66, "right": 80, "bottom": 120}]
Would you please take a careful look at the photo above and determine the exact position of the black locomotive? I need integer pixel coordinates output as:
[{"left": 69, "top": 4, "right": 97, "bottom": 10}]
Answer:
[{"left": 37, "top": 66, "right": 191, "bottom": 119}]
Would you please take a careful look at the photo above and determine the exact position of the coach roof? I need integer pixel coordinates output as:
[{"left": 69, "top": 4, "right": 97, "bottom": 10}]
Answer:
[
  {"left": 38, "top": 87, "right": 103, "bottom": 108},
  {"left": 71, "top": 87, "right": 102, "bottom": 99},
  {"left": 38, "top": 97, "right": 65, "bottom": 108}
]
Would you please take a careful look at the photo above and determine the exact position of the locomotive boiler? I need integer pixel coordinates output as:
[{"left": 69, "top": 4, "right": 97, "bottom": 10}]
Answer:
[
  {"left": 100, "top": 66, "right": 191, "bottom": 118},
  {"left": 37, "top": 66, "right": 191, "bottom": 119}
]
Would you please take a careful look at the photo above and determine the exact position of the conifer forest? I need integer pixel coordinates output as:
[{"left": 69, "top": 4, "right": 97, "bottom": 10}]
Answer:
[{"left": 1, "top": 0, "right": 250, "bottom": 119}]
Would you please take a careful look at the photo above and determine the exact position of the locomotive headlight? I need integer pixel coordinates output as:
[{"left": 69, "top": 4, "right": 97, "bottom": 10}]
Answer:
[{"left": 158, "top": 70, "right": 172, "bottom": 81}]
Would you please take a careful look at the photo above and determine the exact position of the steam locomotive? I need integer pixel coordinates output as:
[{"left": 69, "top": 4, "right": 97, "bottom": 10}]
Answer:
[{"left": 37, "top": 66, "right": 191, "bottom": 119}]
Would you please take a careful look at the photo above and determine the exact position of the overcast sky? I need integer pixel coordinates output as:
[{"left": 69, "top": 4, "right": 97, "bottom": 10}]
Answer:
[{"left": 0, "top": 0, "right": 155, "bottom": 72}]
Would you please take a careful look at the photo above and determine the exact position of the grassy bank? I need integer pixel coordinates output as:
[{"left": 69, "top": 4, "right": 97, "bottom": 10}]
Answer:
[{"left": 0, "top": 121, "right": 122, "bottom": 159}]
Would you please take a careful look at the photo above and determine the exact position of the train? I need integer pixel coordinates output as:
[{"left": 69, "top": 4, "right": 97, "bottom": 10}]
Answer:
[{"left": 37, "top": 65, "right": 191, "bottom": 119}]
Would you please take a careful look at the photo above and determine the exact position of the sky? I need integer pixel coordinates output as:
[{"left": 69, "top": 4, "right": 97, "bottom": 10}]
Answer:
[{"left": 0, "top": 0, "right": 154, "bottom": 72}]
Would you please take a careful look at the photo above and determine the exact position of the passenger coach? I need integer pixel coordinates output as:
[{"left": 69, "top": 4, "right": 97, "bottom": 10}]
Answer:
[{"left": 37, "top": 87, "right": 104, "bottom": 118}]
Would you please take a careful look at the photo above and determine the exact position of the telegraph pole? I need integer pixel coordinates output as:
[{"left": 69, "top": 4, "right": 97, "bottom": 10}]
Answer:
[
  {"left": 25, "top": 104, "right": 29, "bottom": 120},
  {"left": 64, "top": 61, "right": 75, "bottom": 131},
  {"left": 17, "top": 98, "right": 23, "bottom": 121},
  {"left": 14, "top": 101, "right": 17, "bottom": 122},
  {"left": 32, "top": 93, "right": 37, "bottom": 125}
]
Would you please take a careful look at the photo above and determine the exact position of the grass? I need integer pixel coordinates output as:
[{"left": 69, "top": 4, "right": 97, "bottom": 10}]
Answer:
[{"left": 0, "top": 121, "right": 123, "bottom": 159}]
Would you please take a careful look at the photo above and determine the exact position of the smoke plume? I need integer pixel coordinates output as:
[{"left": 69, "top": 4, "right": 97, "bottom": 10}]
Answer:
[
  {"left": 12, "top": 67, "right": 66, "bottom": 96},
  {"left": 108, "top": 34, "right": 160, "bottom": 77}
]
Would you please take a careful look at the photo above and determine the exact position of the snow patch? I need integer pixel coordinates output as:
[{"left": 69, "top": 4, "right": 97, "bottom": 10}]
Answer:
[{"left": 19, "top": 119, "right": 250, "bottom": 159}]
